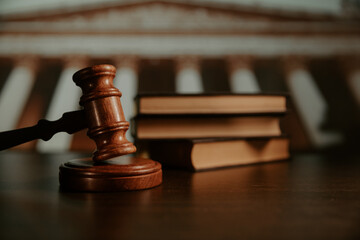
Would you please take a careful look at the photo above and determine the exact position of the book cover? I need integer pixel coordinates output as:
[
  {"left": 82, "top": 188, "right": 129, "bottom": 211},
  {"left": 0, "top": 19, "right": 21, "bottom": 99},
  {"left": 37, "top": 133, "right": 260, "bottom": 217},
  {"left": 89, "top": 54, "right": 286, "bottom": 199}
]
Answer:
[
  {"left": 139, "top": 136, "right": 290, "bottom": 171},
  {"left": 136, "top": 93, "right": 287, "bottom": 115},
  {"left": 133, "top": 114, "right": 284, "bottom": 139}
]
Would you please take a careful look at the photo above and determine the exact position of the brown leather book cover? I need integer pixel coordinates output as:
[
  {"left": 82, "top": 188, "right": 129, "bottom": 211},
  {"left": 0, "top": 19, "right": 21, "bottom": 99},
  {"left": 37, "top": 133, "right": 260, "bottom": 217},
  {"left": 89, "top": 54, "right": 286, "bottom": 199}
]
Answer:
[
  {"left": 133, "top": 115, "right": 284, "bottom": 139},
  {"left": 138, "top": 136, "right": 290, "bottom": 171},
  {"left": 135, "top": 93, "right": 288, "bottom": 115}
]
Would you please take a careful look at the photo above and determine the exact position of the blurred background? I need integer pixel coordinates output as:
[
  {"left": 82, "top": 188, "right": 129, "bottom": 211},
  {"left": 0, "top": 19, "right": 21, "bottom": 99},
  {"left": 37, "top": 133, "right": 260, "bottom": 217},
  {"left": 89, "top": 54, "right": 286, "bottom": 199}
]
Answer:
[{"left": 0, "top": 0, "right": 359, "bottom": 152}]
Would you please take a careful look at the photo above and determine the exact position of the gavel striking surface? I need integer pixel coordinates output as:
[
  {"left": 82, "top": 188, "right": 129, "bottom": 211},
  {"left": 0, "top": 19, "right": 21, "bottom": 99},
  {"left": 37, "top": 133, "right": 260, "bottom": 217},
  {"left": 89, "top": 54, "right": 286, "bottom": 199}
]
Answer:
[
  {"left": 59, "top": 64, "right": 162, "bottom": 191},
  {"left": 60, "top": 156, "right": 162, "bottom": 191}
]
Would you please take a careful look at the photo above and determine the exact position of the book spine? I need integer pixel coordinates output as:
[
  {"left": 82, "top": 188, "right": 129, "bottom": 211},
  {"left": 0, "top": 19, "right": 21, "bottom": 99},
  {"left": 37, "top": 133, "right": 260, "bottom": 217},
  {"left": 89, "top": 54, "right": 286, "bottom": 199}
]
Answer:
[
  {"left": 147, "top": 140, "right": 195, "bottom": 170},
  {"left": 135, "top": 95, "right": 141, "bottom": 115},
  {"left": 130, "top": 117, "right": 137, "bottom": 138}
]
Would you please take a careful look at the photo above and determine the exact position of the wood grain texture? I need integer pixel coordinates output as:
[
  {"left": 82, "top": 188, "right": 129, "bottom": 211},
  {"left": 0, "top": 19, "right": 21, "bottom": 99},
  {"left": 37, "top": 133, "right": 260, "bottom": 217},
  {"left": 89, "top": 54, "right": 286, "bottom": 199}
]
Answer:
[
  {"left": 73, "top": 64, "right": 136, "bottom": 162},
  {"left": 0, "top": 151, "right": 359, "bottom": 240},
  {"left": 0, "top": 64, "right": 162, "bottom": 191},
  {"left": 59, "top": 156, "right": 162, "bottom": 191},
  {"left": 65, "top": 64, "right": 162, "bottom": 191}
]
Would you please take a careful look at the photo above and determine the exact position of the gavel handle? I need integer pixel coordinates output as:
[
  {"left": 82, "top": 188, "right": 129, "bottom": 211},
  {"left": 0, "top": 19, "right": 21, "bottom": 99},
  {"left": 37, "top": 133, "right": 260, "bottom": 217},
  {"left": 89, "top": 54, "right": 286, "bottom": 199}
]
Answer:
[{"left": 0, "top": 110, "right": 87, "bottom": 151}]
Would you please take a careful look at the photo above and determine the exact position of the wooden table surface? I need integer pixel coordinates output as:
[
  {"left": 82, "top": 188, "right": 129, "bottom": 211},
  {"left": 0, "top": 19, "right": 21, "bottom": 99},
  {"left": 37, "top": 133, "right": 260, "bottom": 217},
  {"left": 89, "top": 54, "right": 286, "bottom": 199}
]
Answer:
[{"left": 0, "top": 151, "right": 359, "bottom": 240}]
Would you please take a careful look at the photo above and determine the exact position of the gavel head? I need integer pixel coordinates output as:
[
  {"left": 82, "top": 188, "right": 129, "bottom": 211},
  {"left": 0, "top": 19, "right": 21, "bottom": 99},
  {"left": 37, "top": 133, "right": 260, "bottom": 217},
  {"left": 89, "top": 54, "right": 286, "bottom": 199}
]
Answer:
[{"left": 73, "top": 64, "right": 136, "bottom": 162}]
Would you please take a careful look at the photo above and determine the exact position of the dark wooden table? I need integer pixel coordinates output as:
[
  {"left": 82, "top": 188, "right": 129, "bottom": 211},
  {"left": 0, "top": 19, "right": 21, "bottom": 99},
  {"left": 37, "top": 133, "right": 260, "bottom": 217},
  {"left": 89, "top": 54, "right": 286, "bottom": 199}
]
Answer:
[{"left": 0, "top": 150, "right": 359, "bottom": 240}]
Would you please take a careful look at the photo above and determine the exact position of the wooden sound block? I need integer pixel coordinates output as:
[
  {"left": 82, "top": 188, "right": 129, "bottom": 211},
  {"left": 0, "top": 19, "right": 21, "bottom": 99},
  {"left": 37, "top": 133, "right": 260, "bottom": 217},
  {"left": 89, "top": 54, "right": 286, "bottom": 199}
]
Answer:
[{"left": 59, "top": 156, "right": 162, "bottom": 192}]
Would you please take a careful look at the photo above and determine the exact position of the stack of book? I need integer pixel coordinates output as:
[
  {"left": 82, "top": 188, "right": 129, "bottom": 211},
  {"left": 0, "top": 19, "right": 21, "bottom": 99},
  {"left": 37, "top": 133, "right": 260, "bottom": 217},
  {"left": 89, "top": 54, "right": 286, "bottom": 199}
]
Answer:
[{"left": 133, "top": 93, "right": 290, "bottom": 171}]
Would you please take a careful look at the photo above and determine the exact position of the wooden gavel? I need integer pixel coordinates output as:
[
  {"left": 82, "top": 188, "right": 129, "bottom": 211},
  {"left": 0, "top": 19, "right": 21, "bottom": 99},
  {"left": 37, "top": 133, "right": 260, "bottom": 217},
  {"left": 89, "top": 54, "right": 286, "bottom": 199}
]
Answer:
[
  {"left": 0, "top": 64, "right": 136, "bottom": 160},
  {"left": 73, "top": 64, "right": 137, "bottom": 161},
  {"left": 0, "top": 64, "right": 162, "bottom": 191}
]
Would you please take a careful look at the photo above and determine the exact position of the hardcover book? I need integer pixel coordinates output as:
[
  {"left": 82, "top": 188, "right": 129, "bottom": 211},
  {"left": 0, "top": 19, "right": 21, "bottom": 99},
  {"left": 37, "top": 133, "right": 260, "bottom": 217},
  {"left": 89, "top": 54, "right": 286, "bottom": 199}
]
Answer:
[
  {"left": 136, "top": 93, "right": 287, "bottom": 115},
  {"left": 133, "top": 114, "right": 283, "bottom": 139},
  {"left": 141, "top": 137, "right": 290, "bottom": 171}
]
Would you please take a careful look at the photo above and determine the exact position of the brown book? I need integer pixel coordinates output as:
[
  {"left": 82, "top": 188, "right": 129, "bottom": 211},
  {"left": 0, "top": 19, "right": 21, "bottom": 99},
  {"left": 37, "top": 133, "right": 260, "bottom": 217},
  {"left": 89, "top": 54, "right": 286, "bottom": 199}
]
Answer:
[
  {"left": 136, "top": 93, "right": 287, "bottom": 115},
  {"left": 133, "top": 114, "right": 283, "bottom": 139},
  {"left": 143, "top": 137, "right": 290, "bottom": 171}
]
